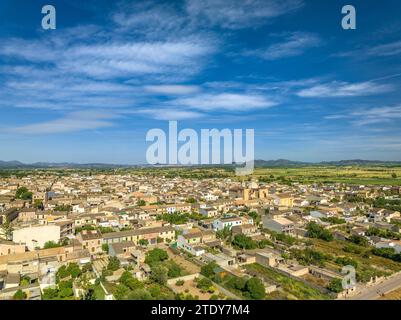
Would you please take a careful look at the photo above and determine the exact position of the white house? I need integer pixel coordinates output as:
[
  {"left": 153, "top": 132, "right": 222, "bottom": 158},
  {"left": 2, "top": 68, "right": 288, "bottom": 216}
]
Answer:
[
  {"left": 212, "top": 217, "right": 242, "bottom": 231},
  {"left": 73, "top": 204, "right": 85, "bottom": 214},
  {"left": 177, "top": 234, "right": 205, "bottom": 257}
]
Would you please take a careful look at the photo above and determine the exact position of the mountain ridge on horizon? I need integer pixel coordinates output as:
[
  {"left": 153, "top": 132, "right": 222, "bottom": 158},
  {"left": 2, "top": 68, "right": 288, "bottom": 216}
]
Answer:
[{"left": 1, "top": 159, "right": 401, "bottom": 169}]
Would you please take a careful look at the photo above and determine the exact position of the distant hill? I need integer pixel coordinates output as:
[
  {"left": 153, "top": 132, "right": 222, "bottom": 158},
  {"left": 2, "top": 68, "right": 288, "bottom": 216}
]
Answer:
[
  {"left": 0, "top": 161, "right": 139, "bottom": 169},
  {"left": 319, "top": 159, "right": 401, "bottom": 166},
  {"left": 255, "top": 159, "right": 401, "bottom": 167},
  {"left": 254, "top": 159, "right": 309, "bottom": 167},
  {"left": 1, "top": 159, "right": 401, "bottom": 169},
  {"left": 0, "top": 160, "right": 26, "bottom": 168}
]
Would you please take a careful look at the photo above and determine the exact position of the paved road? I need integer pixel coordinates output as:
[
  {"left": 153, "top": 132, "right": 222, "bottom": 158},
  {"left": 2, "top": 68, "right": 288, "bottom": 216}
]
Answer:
[{"left": 348, "top": 273, "right": 401, "bottom": 300}]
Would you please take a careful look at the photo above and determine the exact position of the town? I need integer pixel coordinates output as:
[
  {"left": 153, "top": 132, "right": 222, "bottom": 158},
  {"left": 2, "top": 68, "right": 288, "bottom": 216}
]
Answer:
[{"left": 0, "top": 166, "right": 401, "bottom": 300}]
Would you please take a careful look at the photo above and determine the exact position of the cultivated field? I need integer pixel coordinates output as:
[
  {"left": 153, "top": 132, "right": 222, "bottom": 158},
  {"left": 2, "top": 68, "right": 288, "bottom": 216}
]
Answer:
[{"left": 252, "top": 166, "right": 401, "bottom": 186}]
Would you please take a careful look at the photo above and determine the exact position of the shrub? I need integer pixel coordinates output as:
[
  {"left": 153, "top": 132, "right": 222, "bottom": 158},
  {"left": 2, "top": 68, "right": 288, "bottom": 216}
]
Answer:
[
  {"left": 13, "top": 289, "right": 27, "bottom": 300},
  {"left": 306, "top": 222, "right": 333, "bottom": 241},
  {"left": 245, "top": 277, "right": 265, "bottom": 300},
  {"left": 327, "top": 278, "right": 343, "bottom": 293},
  {"left": 175, "top": 280, "right": 185, "bottom": 286},
  {"left": 145, "top": 248, "right": 168, "bottom": 266},
  {"left": 107, "top": 256, "right": 121, "bottom": 271}
]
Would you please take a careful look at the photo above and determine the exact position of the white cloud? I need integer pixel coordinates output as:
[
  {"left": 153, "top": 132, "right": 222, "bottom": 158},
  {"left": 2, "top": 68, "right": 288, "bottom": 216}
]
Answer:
[
  {"left": 185, "top": 0, "right": 304, "bottom": 29},
  {"left": 1, "top": 38, "right": 216, "bottom": 79},
  {"left": 136, "top": 108, "right": 204, "bottom": 120},
  {"left": 297, "top": 81, "right": 393, "bottom": 98},
  {"left": 10, "top": 111, "right": 117, "bottom": 134},
  {"left": 351, "top": 105, "right": 401, "bottom": 126},
  {"left": 248, "top": 32, "right": 321, "bottom": 60},
  {"left": 112, "top": 2, "right": 190, "bottom": 39},
  {"left": 324, "top": 105, "right": 401, "bottom": 126},
  {"left": 143, "top": 85, "right": 201, "bottom": 95},
  {"left": 171, "top": 93, "right": 277, "bottom": 111},
  {"left": 337, "top": 40, "right": 401, "bottom": 58}
]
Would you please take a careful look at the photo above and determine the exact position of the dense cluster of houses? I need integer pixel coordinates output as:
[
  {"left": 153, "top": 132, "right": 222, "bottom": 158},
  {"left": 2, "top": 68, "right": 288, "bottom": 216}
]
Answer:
[{"left": 0, "top": 172, "right": 400, "bottom": 299}]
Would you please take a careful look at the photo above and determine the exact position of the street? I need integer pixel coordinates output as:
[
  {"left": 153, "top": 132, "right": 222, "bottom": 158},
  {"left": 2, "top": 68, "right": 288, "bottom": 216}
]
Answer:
[{"left": 346, "top": 273, "right": 401, "bottom": 300}]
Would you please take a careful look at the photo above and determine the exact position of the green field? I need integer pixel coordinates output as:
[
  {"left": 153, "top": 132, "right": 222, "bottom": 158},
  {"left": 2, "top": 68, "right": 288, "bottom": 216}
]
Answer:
[{"left": 252, "top": 166, "right": 401, "bottom": 186}]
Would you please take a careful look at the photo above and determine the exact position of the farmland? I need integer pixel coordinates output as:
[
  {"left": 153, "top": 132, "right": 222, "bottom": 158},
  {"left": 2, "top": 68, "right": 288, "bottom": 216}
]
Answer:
[{"left": 252, "top": 166, "right": 401, "bottom": 186}]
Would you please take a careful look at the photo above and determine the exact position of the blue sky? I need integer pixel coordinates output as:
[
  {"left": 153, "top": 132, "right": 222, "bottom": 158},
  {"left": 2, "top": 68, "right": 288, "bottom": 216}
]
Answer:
[{"left": 0, "top": 0, "right": 401, "bottom": 164}]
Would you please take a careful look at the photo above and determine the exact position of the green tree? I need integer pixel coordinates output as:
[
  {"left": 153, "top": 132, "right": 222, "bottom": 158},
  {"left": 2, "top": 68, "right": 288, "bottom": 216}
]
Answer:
[
  {"left": 248, "top": 211, "right": 260, "bottom": 225},
  {"left": 348, "top": 235, "right": 369, "bottom": 247},
  {"left": 119, "top": 271, "right": 144, "bottom": 290},
  {"left": 59, "top": 287, "right": 74, "bottom": 298},
  {"left": 232, "top": 234, "right": 257, "bottom": 249},
  {"left": 44, "top": 241, "right": 61, "bottom": 249},
  {"left": 13, "top": 289, "right": 27, "bottom": 300},
  {"left": 201, "top": 261, "right": 218, "bottom": 279},
  {"left": 138, "top": 239, "right": 149, "bottom": 246},
  {"left": 306, "top": 222, "right": 333, "bottom": 241},
  {"left": 335, "top": 256, "right": 358, "bottom": 268},
  {"left": 20, "top": 276, "right": 30, "bottom": 287},
  {"left": 56, "top": 265, "right": 69, "bottom": 281},
  {"left": 226, "top": 276, "right": 246, "bottom": 291},
  {"left": 102, "top": 243, "right": 109, "bottom": 252},
  {"left": 245, "top": 277, "right": 265, "bottom": 299},
  {"left": 175, "top": 280, "right": 185, "bottom": 286},
  {"left": 113, "top": 284, "right": 130, "bottom": 300},
  {"left": 42, "top": 288, "right": 59, "bottom": 300},
  {"left": 150, "top": 265, "right": 168, "bottom": 285},
  {"left": 216, "top": 226, "right": 232, "bottom": 241},
  {"left": 67, "top": 263, "right": 81, "bottom": 279},
  {"left": 15, "top": 187, "right": 32, "bottom": 200},
  {"left": 327, "top": 278, "right": 343, "bottom": 293},
  {"left": 126, "top": 289, "right": 153, "bottom": 300},
  {"left": 145, "top": 248, "right": 168, "bottom": 266},
  {"left": 1, "top": 216, "right": 13, "bottom": 240},
  {"left": 137, "top": 199, "right": 146, "bottom": 206},
  {"left": 167, "top": 262, "right": 182, "bottom": 278},
  {"left": 195, "top": 277, "right": 213, "bottom": 291},
  {"left": 107, "top": 256, "right": 121, "bottom": 271}
]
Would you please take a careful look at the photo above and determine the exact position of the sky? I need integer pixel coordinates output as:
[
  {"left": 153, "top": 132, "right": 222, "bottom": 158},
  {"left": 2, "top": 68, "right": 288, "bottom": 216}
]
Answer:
[{"left": 0, "top": 0, "right": 401, "bottom": 164}]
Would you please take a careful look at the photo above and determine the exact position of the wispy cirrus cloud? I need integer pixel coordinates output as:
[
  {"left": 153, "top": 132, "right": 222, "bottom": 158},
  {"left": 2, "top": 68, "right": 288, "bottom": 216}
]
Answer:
[
  {"left": 143, "top": 85, "right": 201, "bottom": 95},
  {"left": 135, "top": 108, "right": 205, "bottom": 120},
  {"left": 297, "top": 81, "right": 393, "bottom": 98},
  {"left": 324, "top": 105, "right": 401, "bottom": 126},
  {"left": 351, "top": 105, "right": 401, "bottom": 126},
  {"left": 0, "top": 4, "right": 219, "bottom": 128},
  {"left": 112, "top": 1, "right": 190, "bottom": 39},
  {"left": 169, "top": 93, "right": 278, "bottom": 111},
  {"left": 8, "top": 111, "right": 118, "bottom": 135},
  {"left": 245, "top": 32, "right": 322, "bottom": 60},
  {"left": 185, "top": 0, "right": 304, "bottom": 29},
  {"left": 336, "top": 40, "right": 401, "bottom": 58},
  {"left": 1, "top": 37, "right": 216, "bottom": 80}
]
